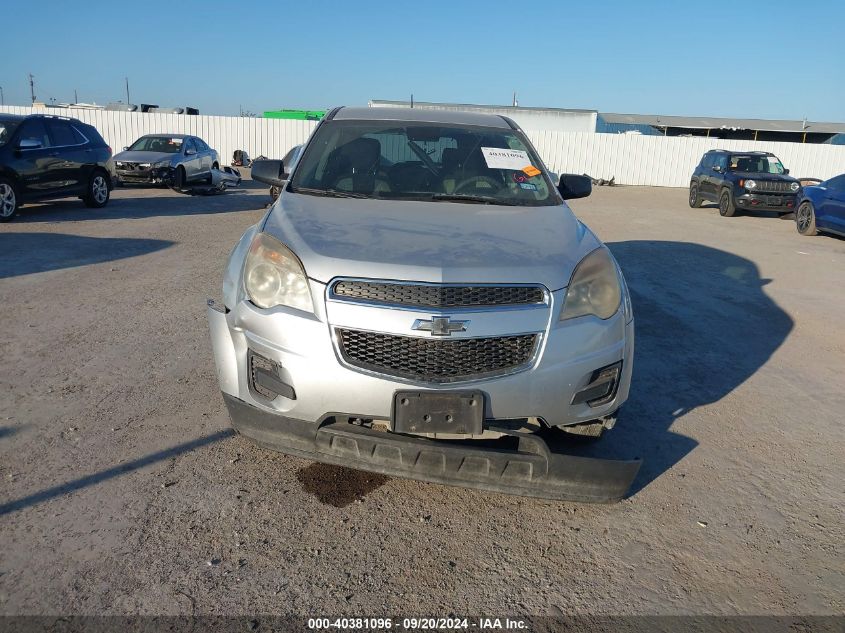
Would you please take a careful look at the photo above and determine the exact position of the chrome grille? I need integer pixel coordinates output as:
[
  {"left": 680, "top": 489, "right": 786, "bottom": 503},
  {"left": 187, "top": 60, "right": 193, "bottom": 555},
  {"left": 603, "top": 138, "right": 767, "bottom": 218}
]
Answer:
[
  {"left": 331, "top": 280, "right": 545, "bottom": 308},
  {"left": 336, "top": 329, "right": 538, "bottom": 383}
]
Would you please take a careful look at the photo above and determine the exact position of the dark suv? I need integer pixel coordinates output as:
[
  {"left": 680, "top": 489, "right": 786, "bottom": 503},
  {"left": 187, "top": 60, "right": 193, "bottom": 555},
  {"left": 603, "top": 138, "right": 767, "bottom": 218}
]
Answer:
[
  {"left": 689, "top": 150, "right": 801, "bottom": 217},
  {"left": 0, "top": 114, "right": 115, "bottom": 222}
]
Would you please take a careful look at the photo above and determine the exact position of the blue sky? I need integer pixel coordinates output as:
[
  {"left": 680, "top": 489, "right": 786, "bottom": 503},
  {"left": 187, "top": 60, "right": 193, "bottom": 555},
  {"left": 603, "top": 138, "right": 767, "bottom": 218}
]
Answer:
[{"left": 2, "top": 0, "right": 843, "bottom": 121}]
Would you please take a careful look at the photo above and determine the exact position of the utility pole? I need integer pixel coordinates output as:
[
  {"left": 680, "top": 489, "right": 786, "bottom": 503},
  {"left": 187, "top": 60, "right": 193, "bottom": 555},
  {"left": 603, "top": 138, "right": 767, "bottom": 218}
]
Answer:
[
  {"left": 125, "top": 77, "right": 130, "bottom": 105},
  {"left": 74, "top": 89, "right": 78, "bottom": 104},
  {"left": 410, "top": 93, "right": 414, "bottom": 108},
  {"left": 0, "top": 86, "right": 4, "bottom": 106},
  {"left": 29, "top": 73, "right": 36, "bottom": 104}
]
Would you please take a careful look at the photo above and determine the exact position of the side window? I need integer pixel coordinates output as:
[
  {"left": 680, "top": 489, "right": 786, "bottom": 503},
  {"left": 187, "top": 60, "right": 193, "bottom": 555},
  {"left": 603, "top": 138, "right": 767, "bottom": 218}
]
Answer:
[
  {"left": 701, "top": 154, "right": 714, "bottom": 169},
  {"left": 18, "top": 120, "right": 51, "bottom": 148},
  {"left": 184, "top": 138, "right": 197, "bottom": 154},
  {"left": 714, "top": 155, "right": 729, "bottom": 171},
  {"left": 70, "top": 125, "right": 88, "bottom": 144},
  {"left": 195, "top": 138, "right": 209, "bottom": 152},
  {"left": 47, "top": 121, "right": 81, "bottom": 147}
]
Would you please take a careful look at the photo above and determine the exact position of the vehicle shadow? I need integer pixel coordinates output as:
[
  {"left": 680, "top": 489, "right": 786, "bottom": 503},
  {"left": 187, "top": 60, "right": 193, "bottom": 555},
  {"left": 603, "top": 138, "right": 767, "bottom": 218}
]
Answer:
[
  {"left": 0, "top": 232, "right": 173, "bottom": 279},
  {"left": 556, "top": 240, "right": 794, "bottom": 496},
  {"left": 7, "top": 191, "right": 268, "bottom": 224},
  {"left": 0, "top": 429, "right": 234, "bottom": 516}
]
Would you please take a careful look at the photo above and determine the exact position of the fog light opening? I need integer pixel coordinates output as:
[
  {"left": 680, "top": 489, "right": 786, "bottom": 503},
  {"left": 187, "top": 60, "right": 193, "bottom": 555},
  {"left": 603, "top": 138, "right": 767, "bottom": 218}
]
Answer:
[
  {"left": 248, "top": 350, "right": 296, "bottom": 401},
  {"left": 571, "top": 361, "right": 622, "bottom": 407}
]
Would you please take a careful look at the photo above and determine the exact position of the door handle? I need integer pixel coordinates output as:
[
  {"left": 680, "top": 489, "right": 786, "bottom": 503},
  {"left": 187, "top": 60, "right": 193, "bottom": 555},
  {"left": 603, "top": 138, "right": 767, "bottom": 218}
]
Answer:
[{"left": 49, "top": 152, "right": 60, "bottom": 157}]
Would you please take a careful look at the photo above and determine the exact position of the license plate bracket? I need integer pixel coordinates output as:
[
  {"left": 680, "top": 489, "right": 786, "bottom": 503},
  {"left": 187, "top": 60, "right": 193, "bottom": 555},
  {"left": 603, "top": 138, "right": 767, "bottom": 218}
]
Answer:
[{"left": 392, "top": 391, "right": 484, "bottom": 435}]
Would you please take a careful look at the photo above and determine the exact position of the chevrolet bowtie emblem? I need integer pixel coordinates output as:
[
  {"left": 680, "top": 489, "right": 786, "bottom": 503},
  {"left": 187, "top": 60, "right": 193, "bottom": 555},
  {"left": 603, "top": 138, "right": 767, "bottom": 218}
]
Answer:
[{"left": 412, "top": 316, "right": 470, "bottom": 337}]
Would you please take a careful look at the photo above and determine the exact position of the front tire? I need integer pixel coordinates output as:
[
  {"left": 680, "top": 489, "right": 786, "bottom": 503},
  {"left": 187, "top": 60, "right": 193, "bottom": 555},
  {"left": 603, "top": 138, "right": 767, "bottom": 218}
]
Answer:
[
  {"left": 83, "top": 171, "right": 110, "bottom": 208},
  {"left": 719, "top": 189, "right": 737, "bottom": 217},
  {"left": 174, "top": 166, "right": 187, "bottom": 190},
  {"left": 689, "top": 181, "right": 702, "bottom": 208},
  {"left": 796, "top": 201, "right": 818, "bottom": 236},
  {"left": 0, "top": 178, "right": 19, "bottom": 222}
]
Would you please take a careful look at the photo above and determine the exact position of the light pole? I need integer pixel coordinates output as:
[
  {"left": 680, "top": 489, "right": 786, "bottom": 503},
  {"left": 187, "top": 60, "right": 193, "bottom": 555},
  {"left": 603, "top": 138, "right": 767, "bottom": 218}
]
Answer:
[{"left": 0, "top": 86, "right": 4, "bottom": 106}]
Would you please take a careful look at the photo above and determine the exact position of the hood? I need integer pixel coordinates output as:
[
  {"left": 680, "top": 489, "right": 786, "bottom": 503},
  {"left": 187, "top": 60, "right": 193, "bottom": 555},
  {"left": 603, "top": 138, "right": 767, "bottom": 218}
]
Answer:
[
  {"left": 262, "top": 193, "right": 603, "bottom": 290},
  {"left": 113, "top": 150, "right": 176, "bottom": 163}
]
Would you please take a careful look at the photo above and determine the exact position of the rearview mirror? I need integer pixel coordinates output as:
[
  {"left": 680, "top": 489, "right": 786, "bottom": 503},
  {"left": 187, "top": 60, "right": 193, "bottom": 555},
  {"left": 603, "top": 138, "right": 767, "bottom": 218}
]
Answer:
[
  {"left": 557, "top": 174, "right": 592, "bottom": 200},
  {"left": 18, "top": 139, "right": 42, "bottom": 150},
  {"left": 251, "top": 159, "right": 287, "bottom": 187}
]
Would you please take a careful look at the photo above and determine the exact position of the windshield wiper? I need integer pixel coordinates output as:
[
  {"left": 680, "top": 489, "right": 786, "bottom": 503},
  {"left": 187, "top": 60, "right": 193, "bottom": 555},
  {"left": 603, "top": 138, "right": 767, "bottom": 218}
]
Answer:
[
  {"left": 429, "top": 193, "right": 518, "bottom": 206},
  {"left": 288, "top": 186, "right": 371, "bottom": 199}
]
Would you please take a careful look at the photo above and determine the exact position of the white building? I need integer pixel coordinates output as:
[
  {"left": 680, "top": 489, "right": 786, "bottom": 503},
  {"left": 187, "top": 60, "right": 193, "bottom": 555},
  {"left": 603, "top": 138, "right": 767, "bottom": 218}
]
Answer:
[{"left": 369, "top": 100, "right": 597, "bottom": 133}]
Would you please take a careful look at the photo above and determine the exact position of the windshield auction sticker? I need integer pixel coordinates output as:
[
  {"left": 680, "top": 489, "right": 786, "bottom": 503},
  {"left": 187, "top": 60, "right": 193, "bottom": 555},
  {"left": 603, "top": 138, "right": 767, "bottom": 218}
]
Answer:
[{"left": 481, "top": 147, "right": 532, "bottom": 170}]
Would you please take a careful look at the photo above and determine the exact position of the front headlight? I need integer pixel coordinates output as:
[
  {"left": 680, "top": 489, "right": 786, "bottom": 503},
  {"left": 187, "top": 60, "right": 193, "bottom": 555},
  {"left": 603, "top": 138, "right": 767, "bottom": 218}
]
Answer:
[
  {"left": 745, "top": 179, "right": 757, "bottom": 190},
  {"left": 560, "top": 247, "right": 622, "bottom": 321},
  {"left": 153, "top": 159, "right": 171, "bottom": 168},
  {"left": 243, "top": 232, "right": 313, "bottom": 312},
  {"left": 790, "top": 182, "right": 800, "bottom": 192}
]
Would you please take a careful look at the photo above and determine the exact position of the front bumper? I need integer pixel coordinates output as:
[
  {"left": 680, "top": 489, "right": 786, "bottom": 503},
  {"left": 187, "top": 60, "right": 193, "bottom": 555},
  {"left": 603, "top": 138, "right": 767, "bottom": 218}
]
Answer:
[
  {"left": 735, "top": 191, "right": 797, "bottom": 212},
  {"left": 223, "top": 392, "right": 640, "bottom": 502},
  {"left": 115, "top": 166, "right": 173, "bottom": 185},
  {"left": 207, "top": 291, "right": 634, "bottom": 428}
]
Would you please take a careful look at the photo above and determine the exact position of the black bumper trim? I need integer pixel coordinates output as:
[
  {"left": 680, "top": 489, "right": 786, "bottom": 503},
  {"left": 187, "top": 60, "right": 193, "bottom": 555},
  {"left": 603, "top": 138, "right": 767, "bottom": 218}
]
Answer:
[{"left": 223, "top": 393, "right": 641, "bottom": 503}]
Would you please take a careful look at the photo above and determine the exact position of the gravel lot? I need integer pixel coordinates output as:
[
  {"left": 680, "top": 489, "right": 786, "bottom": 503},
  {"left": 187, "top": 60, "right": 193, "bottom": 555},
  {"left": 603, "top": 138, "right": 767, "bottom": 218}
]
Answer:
[{"left": 1, "top": 176, "right": 842, "bottom": 617}]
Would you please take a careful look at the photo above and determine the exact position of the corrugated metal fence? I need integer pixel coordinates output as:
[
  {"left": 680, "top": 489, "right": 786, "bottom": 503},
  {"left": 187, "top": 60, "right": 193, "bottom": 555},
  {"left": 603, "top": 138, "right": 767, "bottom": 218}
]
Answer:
[
  {"left": 0, "top": 105, "right": 317, "bottom": 168},
  {"left": 3, "top": 105, "right": 844, "bottom": 187},
  {"left": 525, "top": 130, "right": 845, "bottom": 187}
]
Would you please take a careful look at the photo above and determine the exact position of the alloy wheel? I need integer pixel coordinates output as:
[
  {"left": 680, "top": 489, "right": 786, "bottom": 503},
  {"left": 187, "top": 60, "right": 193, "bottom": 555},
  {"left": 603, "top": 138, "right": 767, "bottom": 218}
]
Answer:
[
  {"left": 92, "top": 176, "right": 108, "bottom": 204},
  {"left": 0, "top": 183, "right": 15, "bottom": 218},
  {"left": 797, "top": 204, "right": 812, "bottom": 231}
]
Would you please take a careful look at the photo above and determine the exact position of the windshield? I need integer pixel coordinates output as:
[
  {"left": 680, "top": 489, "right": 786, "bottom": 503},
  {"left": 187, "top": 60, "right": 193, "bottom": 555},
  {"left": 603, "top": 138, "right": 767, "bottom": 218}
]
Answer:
[
  {"left": 288, "top": 121, "right": 558, "bottom": 206},
  {"left": 128, "top": 136, "right": 184, "bottom": 153},
  {"left": 729, "top": 154, "right": 786, "bottom": 174},
  {"left": 0, "top": 120, "right": 20, "bottom": 148}
]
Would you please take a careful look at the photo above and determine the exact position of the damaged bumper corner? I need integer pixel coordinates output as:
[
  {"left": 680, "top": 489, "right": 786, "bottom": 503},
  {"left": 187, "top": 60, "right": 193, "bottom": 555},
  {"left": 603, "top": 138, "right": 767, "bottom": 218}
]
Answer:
[{"left": 223, "top": 393, "right": 642, "bottom": 503}]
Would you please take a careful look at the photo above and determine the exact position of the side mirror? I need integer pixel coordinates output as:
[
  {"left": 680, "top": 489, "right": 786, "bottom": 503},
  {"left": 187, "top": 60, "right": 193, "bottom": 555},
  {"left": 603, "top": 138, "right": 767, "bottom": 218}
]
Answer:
[
  {"left": 18, "top": 138, "right": 43, "bottom": 150},
  {"left": 185, "top": 148, "right": 197, "bottom": 156},
  {"left": 548, "top": 171, "right": 559, "bottom": 183},
  {"left": 123, "top": 146, "right": 129, "bottom": 151},
  {"left": 251, "top": 159, "right": 287, "bottom": 187},
  {"left": 712, "top": 165, "right": 722, "bottom": 172},
  {"left": 557, "top": 174, "right": 592, "bottom": 200},
  {"left": 783, "top": 168, "right": 790, "bottom": 175}
]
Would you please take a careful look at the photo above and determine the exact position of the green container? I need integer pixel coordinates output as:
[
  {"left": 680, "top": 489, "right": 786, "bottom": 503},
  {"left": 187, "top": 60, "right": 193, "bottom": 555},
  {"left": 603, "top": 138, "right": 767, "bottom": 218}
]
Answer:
[{"left": 263, "top": 109, "right": 326, "bottom": 121}]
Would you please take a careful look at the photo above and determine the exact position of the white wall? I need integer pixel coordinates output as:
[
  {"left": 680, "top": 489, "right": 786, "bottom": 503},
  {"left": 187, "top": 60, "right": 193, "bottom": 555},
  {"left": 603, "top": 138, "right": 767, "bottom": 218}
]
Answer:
[
  {"left": 3, "top": 105, "right": 844, "bottom": 187},
  {"left": 0, "top": 105, "right": 317, "bottom": 167},
  {"left": 525, "top": 129, "right": 845, "bottom": 186}
]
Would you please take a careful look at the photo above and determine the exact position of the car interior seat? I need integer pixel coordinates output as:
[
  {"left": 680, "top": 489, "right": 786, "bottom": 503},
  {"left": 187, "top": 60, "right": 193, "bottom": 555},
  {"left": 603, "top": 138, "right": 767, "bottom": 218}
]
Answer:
[{"left": 323, "top": 137, "right": 385, "bottom": 193}]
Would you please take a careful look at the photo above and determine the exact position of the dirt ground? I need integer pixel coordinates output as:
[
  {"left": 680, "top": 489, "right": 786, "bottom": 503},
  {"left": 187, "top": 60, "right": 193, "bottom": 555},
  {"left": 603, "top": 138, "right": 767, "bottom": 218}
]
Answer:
[{"left": 0, "top": 176, "right": 842, "bottom": 618}]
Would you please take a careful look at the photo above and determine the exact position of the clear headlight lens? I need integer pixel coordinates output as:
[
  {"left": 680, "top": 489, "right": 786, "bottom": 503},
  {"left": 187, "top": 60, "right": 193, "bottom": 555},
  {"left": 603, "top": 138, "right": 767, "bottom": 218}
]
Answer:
[
  {"left": 560, "top": 247, "right": 622, "bottom": 321},
  {"left": 790, "top": 182, "right": 800, "bottom": 192},
  {"left": 745, "top": 179, "right": 757, "bottom": 190},
  {"left": 243, "top": 233, "right": 313, "bottom": 312},
  {"left": 154, "top": 159, "right": 171, "bottom": 168}
]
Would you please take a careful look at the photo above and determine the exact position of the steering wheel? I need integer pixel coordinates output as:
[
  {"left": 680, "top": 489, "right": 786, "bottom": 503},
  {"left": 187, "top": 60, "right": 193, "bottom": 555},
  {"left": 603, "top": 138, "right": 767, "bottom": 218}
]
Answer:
[{"left": 453, "top": 175, "right": 502, "bottom": 195}]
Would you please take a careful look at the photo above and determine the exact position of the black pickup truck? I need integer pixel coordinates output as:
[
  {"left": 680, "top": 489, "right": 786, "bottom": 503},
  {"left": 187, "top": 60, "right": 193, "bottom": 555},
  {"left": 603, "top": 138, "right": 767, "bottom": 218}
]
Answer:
[{"left": 689, "top": 150, "right": 801, "bottom": 217}]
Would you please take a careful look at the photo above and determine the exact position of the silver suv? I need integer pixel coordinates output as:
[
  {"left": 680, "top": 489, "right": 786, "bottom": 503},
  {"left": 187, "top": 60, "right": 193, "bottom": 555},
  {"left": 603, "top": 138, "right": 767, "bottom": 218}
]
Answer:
[{"left": 208, "top": 107, "right": 639, "bottom": 502}]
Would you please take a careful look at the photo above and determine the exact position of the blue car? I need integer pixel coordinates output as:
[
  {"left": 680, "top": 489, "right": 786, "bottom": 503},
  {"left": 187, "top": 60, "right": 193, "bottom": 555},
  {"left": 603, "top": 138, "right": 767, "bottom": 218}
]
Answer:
[{"left": 795, "top": 174, "right": 845, "bottom": 237}]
